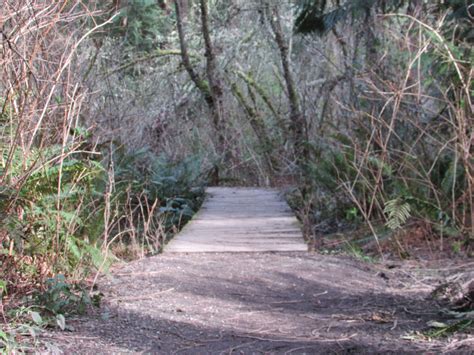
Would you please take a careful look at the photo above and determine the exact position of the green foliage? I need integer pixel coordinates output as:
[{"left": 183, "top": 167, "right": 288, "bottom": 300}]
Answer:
[
  {"left": 152, "top": 155, "right": 205, "bottom": 200},
  {"left": 425, "top": 319, "right": 473, "bottom": 338},
  {"left": 302, "top": 13, "right": 472, "bottom": 234},
  {"left": 294, "top": 0, "right": 473, "bottom": 35},
  {"left": 0, "top": 142, "right": 105, "bottom": 272},
  {"left": 34, "top": 275, "right": 95, "bottom": 316},
  {"left": 384, "top": 198, "right": 411, "bottom": 230},
  {"left": 307, "top": 132, "right": 467, "bottom": 236},
  {"left": 113, "top": 149, "right": 204, "bottom": 239},
  {"left": 343, "top": 240, "right": 376, "bottom": 263},
  {"left": 345, "top": 207, "right": 361, "bottom": 222},
  {"left": 294, "top": 0, "right": 395, "bottom": 34},
  {"left": 66, "top": 236, "right": 114, "bottom": 273},
  {"left": 1, "top": 127, "right": 205, "bottom": 280},
  {"left": 308, "top": 148, "right": 355, "bottom": 191},
  {"left": 0, "top": 306, "right": 48, "bottom": 353},
  {"left": 0, "top": 328, "right": 21, "bottom": 354},
  {"left": 0, "top": 285, "right": 96, "bottom": 353},
  {"left": 1, "top": 124, "right": 203, "bottom": 321},
  {"left": 108, "top": 0, "right": 173, "bottom": 52},
  {"left": 434, "top": 157, "right": 466, "bottom": 197},
  {"left": 0, "top": 280, "right": 7, "bottom": 296}
]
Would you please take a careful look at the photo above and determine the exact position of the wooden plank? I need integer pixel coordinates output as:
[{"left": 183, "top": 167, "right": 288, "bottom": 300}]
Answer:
[{"left": 164, "top": 187, "right": 307, "bottom": 253}]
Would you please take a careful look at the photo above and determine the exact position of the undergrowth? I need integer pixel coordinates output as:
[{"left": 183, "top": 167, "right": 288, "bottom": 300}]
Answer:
[
  {"left": 0, "top": 146, "right": 205, "bottom": 351},
  {"left": 290, "top": 6, "right": 473, "bottom": 258},
  {"left": 1, "top": 3, "right": 207, "bottom": 349}
]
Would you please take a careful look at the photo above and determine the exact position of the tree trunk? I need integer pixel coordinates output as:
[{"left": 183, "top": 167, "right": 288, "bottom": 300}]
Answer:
[
  {"left": 199, "top": 0, "right": 226, "bottom": 164},
  {"left": 174, "top": 0, "right": 227, "bottom": 184},
  {"left": 174, "top": 0, "right": 212, "bottom": 103},
  {"left": 266, "top": 3, "right": 310, "bottom": 194},
  {"left": 231, "top": 82, "right": 276, "bottom": 178}
]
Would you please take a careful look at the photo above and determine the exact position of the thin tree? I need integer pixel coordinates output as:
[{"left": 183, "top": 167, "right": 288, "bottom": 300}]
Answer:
[
  {"left": 174, "top": 0, "right": 226, "bottom": 184},
  {"left": 264, "top": 2, "right": 311, "bottom": 195}
]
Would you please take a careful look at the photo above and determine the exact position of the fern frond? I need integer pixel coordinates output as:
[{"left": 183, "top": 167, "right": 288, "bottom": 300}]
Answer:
[{"left": 384, "top": 198, "right": 411, "bottom": 230}]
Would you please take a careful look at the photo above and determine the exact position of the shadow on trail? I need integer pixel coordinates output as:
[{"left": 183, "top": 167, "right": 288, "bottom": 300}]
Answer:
[
  {"left": 68, "top": 303, "right": 426, "bottom": 354},
  {"left": 56, "top": 253, "right": 449, "bottom": 353}
]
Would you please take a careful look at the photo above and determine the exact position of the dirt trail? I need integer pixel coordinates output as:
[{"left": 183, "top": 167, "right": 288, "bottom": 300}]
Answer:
[
  {"left": 45, "top": 188, "right": 472, "bottom": 353},
  {"left": 45, "top": 252, "right": 471, "bottom": 354}
]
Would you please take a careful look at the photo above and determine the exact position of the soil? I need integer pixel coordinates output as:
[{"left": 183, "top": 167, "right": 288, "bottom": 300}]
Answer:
[{"left": 43, "top": 252, "right": 474, "bottom": 354}]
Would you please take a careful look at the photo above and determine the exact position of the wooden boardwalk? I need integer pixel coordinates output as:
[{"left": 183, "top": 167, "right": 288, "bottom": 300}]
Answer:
[{"left": 164, "top": 187, "right": 307, "bottom": 253}]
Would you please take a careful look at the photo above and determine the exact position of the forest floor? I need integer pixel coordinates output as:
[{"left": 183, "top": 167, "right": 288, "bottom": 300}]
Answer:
[{"left": 44, "top": 252, "right": 474, "bottom": 354}]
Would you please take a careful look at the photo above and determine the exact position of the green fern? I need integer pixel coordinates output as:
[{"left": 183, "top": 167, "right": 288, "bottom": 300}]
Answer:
[{"left": 384, "top": 198, "right": 411, "bottom": 230}]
